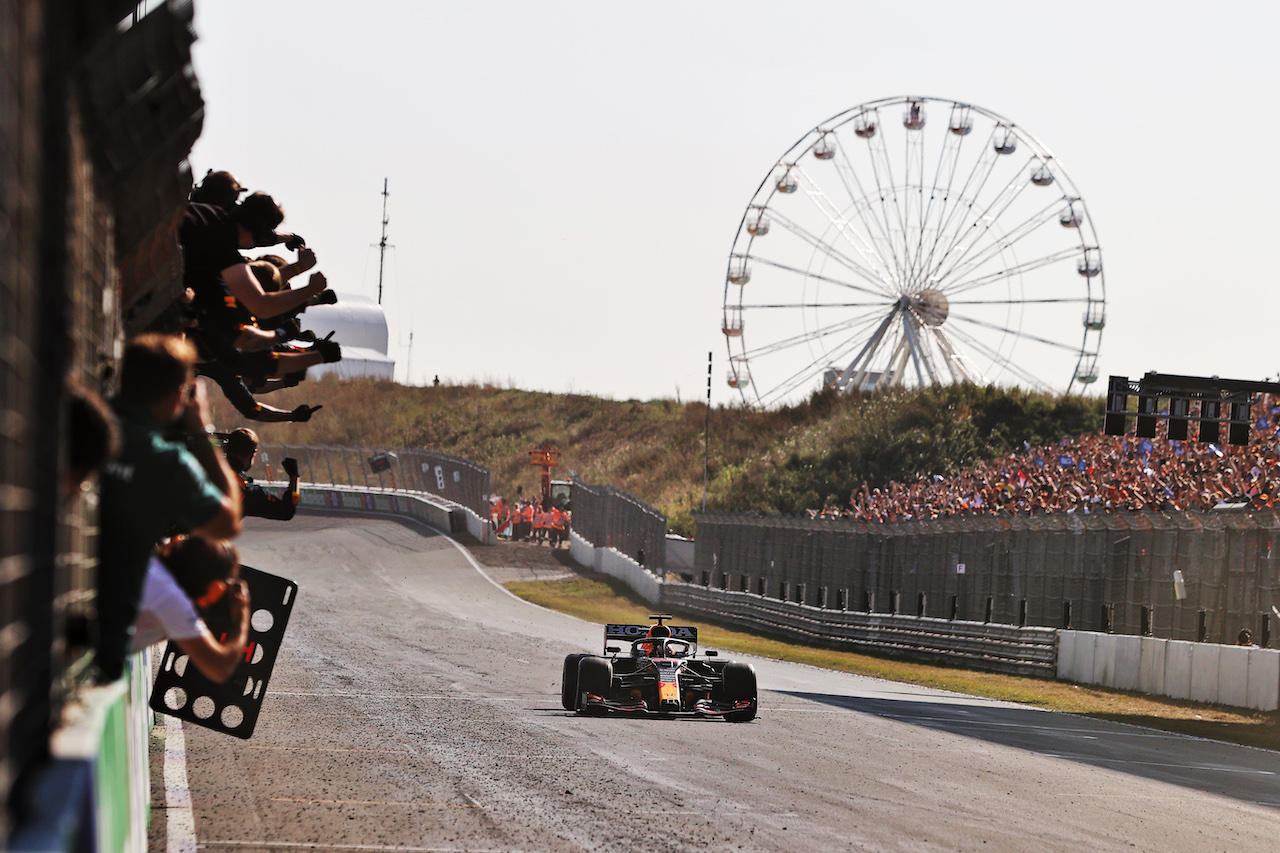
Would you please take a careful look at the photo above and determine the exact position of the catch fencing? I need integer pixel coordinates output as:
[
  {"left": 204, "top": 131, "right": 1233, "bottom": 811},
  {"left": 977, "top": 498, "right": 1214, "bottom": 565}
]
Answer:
[
  {"left": 570, "top": 477, "right": 667, "bottom": 570},
  {"left": 694, "top": 509, "right": 1280, "bottom": 647},
  {"left": 253, "top": 443, "right": 491, "bottom": 517}
]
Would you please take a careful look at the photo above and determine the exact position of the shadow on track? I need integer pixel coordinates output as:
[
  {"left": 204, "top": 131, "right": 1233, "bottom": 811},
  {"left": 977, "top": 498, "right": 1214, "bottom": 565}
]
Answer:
[{"left": 778, "top": 690, "right": 1280, "bottom": 809}]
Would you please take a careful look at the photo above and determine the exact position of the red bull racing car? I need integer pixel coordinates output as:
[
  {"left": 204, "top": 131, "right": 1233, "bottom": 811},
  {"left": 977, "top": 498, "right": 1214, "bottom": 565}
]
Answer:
[{"left": 560, "top": 616, "right": 757, "bottom": 721}]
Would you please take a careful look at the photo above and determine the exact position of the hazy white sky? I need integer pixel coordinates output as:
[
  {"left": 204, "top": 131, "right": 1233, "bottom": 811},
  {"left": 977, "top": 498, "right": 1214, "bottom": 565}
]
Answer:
[{"left": 188, "top": 1, "right": 1280, "bottom": 406}]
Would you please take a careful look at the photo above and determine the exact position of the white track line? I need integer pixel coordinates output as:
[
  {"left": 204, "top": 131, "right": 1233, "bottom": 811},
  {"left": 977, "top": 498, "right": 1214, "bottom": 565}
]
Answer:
[
  {"left": 198, "top": 842, "right": 516, "bottom": 852},
  {"left": 163, "top": 714, "right": 197, "bottom": 853}
]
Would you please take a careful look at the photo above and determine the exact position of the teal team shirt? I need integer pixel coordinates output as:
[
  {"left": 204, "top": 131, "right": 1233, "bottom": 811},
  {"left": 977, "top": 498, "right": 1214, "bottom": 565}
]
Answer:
[{"left": 95, "top": 399, "right": 226, "bottom": 680}]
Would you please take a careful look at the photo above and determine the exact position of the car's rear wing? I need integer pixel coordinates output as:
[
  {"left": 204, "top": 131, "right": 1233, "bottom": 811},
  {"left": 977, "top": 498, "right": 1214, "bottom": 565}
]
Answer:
[{"left": 604, "top": 623, "right": 698, "bottom": 652}]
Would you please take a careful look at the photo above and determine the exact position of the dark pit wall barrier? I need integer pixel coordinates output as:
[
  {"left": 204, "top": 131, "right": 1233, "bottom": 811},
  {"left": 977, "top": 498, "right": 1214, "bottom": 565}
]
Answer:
[
  {"left": 251, "top": 443, "right": 491, "bottom": 518},
  {"left": 693, "top": 509, "right": 1280, "bottom": 645},
  {"left": 569, "top": 477, "right": 667, "bottom": 571}
]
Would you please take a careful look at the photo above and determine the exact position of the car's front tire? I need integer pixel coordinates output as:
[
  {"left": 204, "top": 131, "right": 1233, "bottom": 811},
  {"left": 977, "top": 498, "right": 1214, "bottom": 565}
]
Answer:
[
  {"left": 722, "top": 662, "right": 757, "bottom": 722},
  {"left": 561, "top": 653, "right": 586, "bottom": 711},
  {"left": 576, "top": 656, "right": 612, "bottom": 713}
]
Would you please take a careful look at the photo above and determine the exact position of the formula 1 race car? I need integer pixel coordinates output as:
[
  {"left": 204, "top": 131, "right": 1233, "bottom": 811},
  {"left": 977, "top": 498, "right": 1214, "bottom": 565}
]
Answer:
[{"left": 560, "top": 616, "right": 757, "bottom": 721}]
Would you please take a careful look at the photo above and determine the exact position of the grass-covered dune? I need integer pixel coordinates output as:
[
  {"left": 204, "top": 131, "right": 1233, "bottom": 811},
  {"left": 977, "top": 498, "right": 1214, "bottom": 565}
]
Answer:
[{"left": 211, "top": 378, "right": 1104, "bottom": 536}]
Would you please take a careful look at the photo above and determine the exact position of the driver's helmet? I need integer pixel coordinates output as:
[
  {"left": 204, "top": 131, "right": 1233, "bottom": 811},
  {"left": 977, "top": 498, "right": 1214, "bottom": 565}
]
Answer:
[{"left": 641, "top": 624, "right": 671, "bottom": 657}]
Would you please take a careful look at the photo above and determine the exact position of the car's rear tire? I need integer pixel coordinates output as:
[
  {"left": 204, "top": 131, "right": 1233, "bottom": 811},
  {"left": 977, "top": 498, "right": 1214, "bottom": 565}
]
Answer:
[
  {"left": 576, "top": 656, "right": 612, "bottom": 713},
  {"left": 722, "top": 662, "right": 757, "bottom": 722},
  {"left": 561, "top": 653, "right": 586, "bottom": 710}
]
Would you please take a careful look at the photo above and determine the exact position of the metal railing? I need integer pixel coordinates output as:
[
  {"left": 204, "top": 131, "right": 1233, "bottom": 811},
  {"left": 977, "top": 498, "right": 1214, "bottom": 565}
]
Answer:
[
  {"left": 664, "top": 583, "right": 1057, "bottom": 677},
  {"left": 693, "top": 508, "right": 1280, "bottom": 645},
  {"left": 252, "top": 443, "right": 491, "bottom": 517},
  {"left": 570, "top": 476, "right": 667, "bottom": 570}
]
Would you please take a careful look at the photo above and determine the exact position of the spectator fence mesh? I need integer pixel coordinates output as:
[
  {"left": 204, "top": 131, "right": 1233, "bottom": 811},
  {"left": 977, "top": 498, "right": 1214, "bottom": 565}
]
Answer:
[
  {"left": 570, "top": 477, "right": 667, "bottom": 570},
  {"left": 693, "top": 509, "right": 1280, "bottom": 644},
  {"left": 252, "top": 443, "right": 491, "bottom": 518}
]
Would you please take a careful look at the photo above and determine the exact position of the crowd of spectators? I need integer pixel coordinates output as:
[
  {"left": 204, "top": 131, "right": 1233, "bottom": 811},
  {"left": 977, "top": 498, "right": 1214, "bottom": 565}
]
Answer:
[
  {"left": 79, "top": 170, "right": 324, "bottom": 685},
  {"left": 807, "top": 397, "right": 1280, "bottom": 523}
]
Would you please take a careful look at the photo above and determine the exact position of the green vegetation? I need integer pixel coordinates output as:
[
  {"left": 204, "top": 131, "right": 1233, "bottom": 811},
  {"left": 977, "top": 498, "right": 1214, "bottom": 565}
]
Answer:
[
  {"left": 507, "top": 574, "right": 1280, "bottom": 751},
  {"left": 211, "top": 378, "right": 1104, "bottom": 535}
]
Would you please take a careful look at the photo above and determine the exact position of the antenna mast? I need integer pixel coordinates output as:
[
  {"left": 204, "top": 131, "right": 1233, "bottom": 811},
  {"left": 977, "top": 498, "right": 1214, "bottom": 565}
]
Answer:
[{"left": 377, "top": 178, "right": 389, "bottom": 305}]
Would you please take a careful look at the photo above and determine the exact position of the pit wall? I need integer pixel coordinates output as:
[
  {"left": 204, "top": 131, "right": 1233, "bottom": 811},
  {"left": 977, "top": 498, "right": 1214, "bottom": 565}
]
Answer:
[
  {"left": 1058, "top": 631, "right": 1280, "bottom": 711},
  {"left": 10, "top": 650, "right": 152, "bottom": 853}
]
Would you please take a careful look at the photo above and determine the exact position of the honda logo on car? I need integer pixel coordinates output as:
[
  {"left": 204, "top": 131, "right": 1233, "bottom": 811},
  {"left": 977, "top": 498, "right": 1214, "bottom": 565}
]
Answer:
[{"left": 606, "top": 624, "right": 696, "bottom": 639}]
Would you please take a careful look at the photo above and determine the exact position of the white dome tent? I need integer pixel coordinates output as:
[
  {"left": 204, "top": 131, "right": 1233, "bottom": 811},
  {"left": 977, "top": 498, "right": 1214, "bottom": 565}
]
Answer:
[{"left": 302, "top": 292, "right": 395, "bottom": 380}]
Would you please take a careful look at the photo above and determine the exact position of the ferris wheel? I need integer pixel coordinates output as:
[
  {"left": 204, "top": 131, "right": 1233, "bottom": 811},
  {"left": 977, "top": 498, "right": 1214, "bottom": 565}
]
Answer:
[{"left": 722, "top": 95, "right": 1106, "bottom": 407}]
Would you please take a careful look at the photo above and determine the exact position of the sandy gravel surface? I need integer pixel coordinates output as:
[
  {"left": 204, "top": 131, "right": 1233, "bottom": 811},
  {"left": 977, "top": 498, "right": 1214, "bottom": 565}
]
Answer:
[
  {"left": 464, "top": 533, "right": 581, "bottom": 585},
  {"left": 149, "top": 513, "right": 1280, "bottom": 852}
]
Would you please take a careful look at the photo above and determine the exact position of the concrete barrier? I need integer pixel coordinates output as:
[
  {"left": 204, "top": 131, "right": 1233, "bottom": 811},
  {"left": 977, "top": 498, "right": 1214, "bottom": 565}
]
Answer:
[
  {"left": 1059, "top": 631, "right": 1280, "bottom": 711},
  {"left": 1070, "top": 632, "right": 1096, "bottom": 685},
  {"left": 1189, "top": 643, "right": 1222, "bottom": 704},
  {"left": 1092, "top": 634, "right": 1117, "bottom": 688},
  {"left": 1113, "top": 635, "right": 1142, "bottom": 692},
  {"left": 1138, "top": 636, "right": 1167, "bottom": 695},
  {"left": 295, "top": 483, "right": 494, "bottom": 543},
  {"left": 1218, "top": 646, "right": 1251, "bottom": 709},
  {"left": 1248, "top": 649, "right": 1280, "bottom": 711},
  {"left": 1056, "top": 631, "right": 1076, "bottom": 681},
  {"left": 567, "top": 531, "right": 661, "bottom": 604},
  {"left": 1163, "top": 640, "right": 1194, "bottom": 701}
]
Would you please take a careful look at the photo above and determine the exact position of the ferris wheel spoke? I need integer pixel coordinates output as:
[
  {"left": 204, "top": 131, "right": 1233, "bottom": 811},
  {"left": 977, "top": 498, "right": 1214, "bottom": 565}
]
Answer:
[
  {"left": 944, "top": 323, "right": 1051, "bottom": 391},
  {"left": 903, "top": 117, "right": 928, "bottom": 286},
  {"left": 944, "top": 246, "right": 1080, "bottom": 296},
  {"left": 742, "top": 299, "right": 897, "bottom": 310},
  {"left": 927, "top": 326, "right": 985, "bottom": 384},
  {"left": 750, "top": 315, "right": 892, "bottom": 406},
  {"left": 830, "top": 136, "right": 898, "bottom": 272},
  {"left": 928, "top": 154, "right": 1041, "bottom": 284},
  {"left": 791, "top": 167, "right": 898, "bottom": 285},
  {"left": 761, "top": 217, "right": 897, "bottom": 297},
  {"left": 949, "top": 296, "right": 1092, "bottom": 306},
  {"left": 755, "top": 330, "right": 876, "bottom": 406},
  {"left": 948, "top": 310, "right": 1086, "bottom": 353},
  {"left": 919, "top": 125, "right": 1005, "bottom": 282},
  {"left": 739, "top": 310, "right": 887, "bottom": 362},
  {"left": 937, "top": 198, "right": 1063, "bottom": 285},
  {"left": 861, "top": 113, "right": 911, "bottom": 281},
  {"left": 915, "top": 127, "right": 967, "bottom": 282},
  {"left": 749, "top": 252, "right": 892, "bottom": 299}
]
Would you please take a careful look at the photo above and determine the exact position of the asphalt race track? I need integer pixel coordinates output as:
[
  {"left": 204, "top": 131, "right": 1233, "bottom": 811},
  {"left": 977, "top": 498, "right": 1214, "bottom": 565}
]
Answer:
[{"left": 152, "top": 514, "right": 1280, "bottom": 852}]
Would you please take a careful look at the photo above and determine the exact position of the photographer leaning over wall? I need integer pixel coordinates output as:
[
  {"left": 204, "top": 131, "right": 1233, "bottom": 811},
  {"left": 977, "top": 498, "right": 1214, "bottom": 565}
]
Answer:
[
  {"left": 95, "top": 334, "right": 243, "bottom": 683},
  {"left": 223, "top": 427, "right": 300, "bottom": 521}
]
